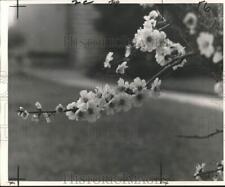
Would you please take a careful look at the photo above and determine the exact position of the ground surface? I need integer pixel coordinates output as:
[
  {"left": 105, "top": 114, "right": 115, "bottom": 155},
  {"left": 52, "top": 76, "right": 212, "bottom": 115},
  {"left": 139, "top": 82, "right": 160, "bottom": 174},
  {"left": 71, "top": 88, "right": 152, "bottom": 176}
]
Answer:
[{"left": 9, "top": 73, "right": 223, "bottom": 181}]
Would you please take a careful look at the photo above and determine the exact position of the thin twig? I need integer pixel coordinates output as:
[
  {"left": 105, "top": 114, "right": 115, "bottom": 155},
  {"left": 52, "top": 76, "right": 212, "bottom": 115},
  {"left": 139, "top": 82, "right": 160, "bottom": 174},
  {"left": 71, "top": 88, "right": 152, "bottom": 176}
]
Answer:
[
  {"left": 146, "top": 51, "right": 197, "bottom": 87},
  {"left": 17, "top": 109, "right": 74, "bottom": 115},
  {"left": 177, "top": 129, "right": 223, "bottom": 139},
  {"left": 195, "top": 168, "right": 222, "bottom": 178},
  {"left": 28, "top": 110, "right": 56, "bottom": 114},
  {"left": 158, "top": 23, "right": 170, "bottom": 31}
]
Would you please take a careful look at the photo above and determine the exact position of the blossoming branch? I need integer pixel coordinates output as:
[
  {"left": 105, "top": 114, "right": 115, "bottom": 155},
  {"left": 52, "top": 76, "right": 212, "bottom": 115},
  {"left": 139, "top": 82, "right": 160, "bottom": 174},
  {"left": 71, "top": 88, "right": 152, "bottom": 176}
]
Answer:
[
  {"left": 17, "top": 9, "right": 223, "bottom": 123},
  {"left": 16, "top": 6, "right": 223, "bottom": 181}
]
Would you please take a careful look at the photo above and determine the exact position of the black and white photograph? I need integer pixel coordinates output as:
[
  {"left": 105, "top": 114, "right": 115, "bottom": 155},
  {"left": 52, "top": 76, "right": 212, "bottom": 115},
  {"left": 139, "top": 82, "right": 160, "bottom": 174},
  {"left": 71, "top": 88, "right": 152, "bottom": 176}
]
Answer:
[{"left": 0, "top": 0, "right": 224, "bottom": 185}]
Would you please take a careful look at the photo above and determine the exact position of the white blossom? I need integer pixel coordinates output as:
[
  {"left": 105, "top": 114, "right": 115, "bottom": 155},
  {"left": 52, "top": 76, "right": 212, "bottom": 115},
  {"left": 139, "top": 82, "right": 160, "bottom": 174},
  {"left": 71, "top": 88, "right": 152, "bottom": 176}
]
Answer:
[
  {"left": 130, "top": 77, "right": 147, "bottom": 94},
  {"left": 104, "top": 52, "right": 114, "bottom": 68},
  {"left": 173, "top": 59, "right": 187, "bottom": 71},
  {"left": 155, "top": 44, "right": 172, "bottom": 66},
  {"left": 85, "top": 101, "right": 100, "bottom": 123},
  {"left": 194, "top": 163, "right": 206, "bottom": 180},
  {"left": 217, "top": 160, "right": 223, "bottom": 170},
  {"left": 17, "top": 107, "right": 29, "bottom": 120},
  {"left": 19, "top": 106, "right": 24, "bottom": 112},
  {"left": 216, "top": 160, "right": 224, "bottom": 180},
  {"left": 214, "top": 81, "right": 223, "bottom": 97},
  {"left": 74, "top": 103, "right": 87, "bottom": 121},
  {"left": 116, "top": 61, "right": 128, "bottom": 74},
  {"left": 21, "top": 110, "right": 29, "bottom": 120},
  {"left": 55, "top": 104, "right": 65, "bottom": 113},
  {"left": 197, "top": 32, "right": 214, "bottom": 58},
  {"left": 144, "top": 10, "right": 159, "bottom": 20},
  {"left": 133, "top": 28, "right": 166, "bottom": 53},
  {"left": 213, "top": 49, "right": 223, "bottom": 63},
  {"left": 125, "top": 45, "right": 131, "bottom": 58},
  {"left": 65, "top": 102, "right": 78, "bottom": 120},
  {"left": 77, "top": 90, "right": 96, "bottom": 106},
  {"left": 117, "top": 78, "right": 130, "bottom": 92},
  {"left": 155, "top": 39, "right": 185, "bottom": 66},
  {"left": 35, "top": 101, "right": 42, "bottom": 109},
  {"left": 43, "top": 113, "right": 51, "bottom": 123},
  {"left": 114, "top": 93, "right": 132, "bottom": 112},
  {"left": 150, "top": 77, "right": 161, "bottom": 96},
  {"left": 94, "top": 85, "right": 109, "bottom": 107},
  {"left": 143, "top": 19, "right": 156, "bottom": 29},
  {"left": 94, "top": 84, "right": 116, "bottom": 112},
  {"left": 31, "top": 114, "right": 39, "bottom": 122},
  {"left": 99, "top": 84, "right": 115, "bottom": 102},
  {"left": 183, "top": 12, "right": 197, "bottom": 35},
  {"left": 194, "top": 161, "right": 224, "bottom": 181},
  {"left": 170, "top": 43, "right": 186, "bottom": 57}
]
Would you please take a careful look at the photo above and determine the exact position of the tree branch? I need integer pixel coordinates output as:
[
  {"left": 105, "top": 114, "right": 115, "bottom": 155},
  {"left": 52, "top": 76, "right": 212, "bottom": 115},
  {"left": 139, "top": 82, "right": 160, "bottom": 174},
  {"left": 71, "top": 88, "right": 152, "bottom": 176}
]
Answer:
[
  {"left": 17, "top": 108, "right": 75, "bottom": 115},
  {"left": 177, "top": 129, "right": 223, "bottom": 139},
  {"left": 195, "top": 168, "right": 222, "bottom": 179},
  {"left": 158, "top": 23, "right": 170, "bottom": 31},
  {"left": 146, "top": 51, "right": 197, "bottom": 87},
  {"left": 18, "top": 52, "right": 198, "bottom": 116}
]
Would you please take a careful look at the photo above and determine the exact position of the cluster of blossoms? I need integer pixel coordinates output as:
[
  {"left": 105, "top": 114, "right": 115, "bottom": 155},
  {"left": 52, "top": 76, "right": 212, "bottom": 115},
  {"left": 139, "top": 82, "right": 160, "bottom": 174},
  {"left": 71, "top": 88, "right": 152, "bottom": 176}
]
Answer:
[
  {"left": 196, "top": 32, "right": 223, "bottom": 97},
  {"left": 17, "top": 107, "right": 29, "bottom": 120},
  {"left": 183, "top": 11, "right": 223, "bottom": 96},
  {"left": 194, "top": 161, "right": 223, "bottom": 181},
  {"left": 214, "top": 81, "right": 223, "bottom": 97},
  {"left": 17, "top": 9, "right": 223, "bottom": 123},
  {"left": 133, "top": 10, "right": 187, "bottom": 68},
  {"left": 104, "top": 52, "right": 114, "bottom": 68},
  {"left": 104, "top": 51, "right": 129, "bottom": 75},
  {"left": 196, "top": 32, "right": 222, "bottom": 62},
  {"left": 18, "top": 77, "right": 161, "bottom": 123},
  {"left": 64, "top": 76, "right": 160, "bottom": 122},
  {"left": 183, "top": 12, "right": 223, "bottom": 64},
  {"left": 195, "top": 32, "right": 223, "bottom": 97},
  {"left": 184, "top": 9, "right": 223, "bottom": 179},
  {"left": 17, "top": 102, "right": 53, "bottom": 123},
  {"left": 19, "top": 10, "right": 171, "bottom": 123}
]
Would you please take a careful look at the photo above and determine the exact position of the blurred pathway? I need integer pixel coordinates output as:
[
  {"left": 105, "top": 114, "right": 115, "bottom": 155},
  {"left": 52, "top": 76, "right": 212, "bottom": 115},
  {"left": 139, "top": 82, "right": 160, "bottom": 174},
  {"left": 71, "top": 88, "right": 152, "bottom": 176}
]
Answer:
[{"left": 22, "top": 68, "right": 223, "bottom": 112}]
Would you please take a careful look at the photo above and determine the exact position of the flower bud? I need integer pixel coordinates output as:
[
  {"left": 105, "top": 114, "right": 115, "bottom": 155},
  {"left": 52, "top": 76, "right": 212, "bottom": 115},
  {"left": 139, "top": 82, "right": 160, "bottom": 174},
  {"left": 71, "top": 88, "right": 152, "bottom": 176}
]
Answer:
[
  {"left": 55, "top": 104, "right": 65, "bottom": 113},
  {"left": 35, "top": 102, "right": 42, "bottom": 109}
]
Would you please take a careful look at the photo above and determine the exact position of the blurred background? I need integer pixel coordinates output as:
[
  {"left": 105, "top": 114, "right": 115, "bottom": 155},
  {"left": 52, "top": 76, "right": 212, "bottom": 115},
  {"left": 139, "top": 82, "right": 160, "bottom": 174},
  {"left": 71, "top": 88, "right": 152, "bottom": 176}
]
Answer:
[{"left": 8, "top": 4, "right": 223, "bottom": 181}]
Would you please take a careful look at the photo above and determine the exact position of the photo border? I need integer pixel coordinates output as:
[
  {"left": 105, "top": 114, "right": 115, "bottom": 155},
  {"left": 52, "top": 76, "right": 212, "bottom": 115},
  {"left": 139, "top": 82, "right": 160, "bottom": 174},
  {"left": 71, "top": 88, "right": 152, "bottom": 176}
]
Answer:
[{"left": 0, "top": 0, "right": 224, "bottom": 185}]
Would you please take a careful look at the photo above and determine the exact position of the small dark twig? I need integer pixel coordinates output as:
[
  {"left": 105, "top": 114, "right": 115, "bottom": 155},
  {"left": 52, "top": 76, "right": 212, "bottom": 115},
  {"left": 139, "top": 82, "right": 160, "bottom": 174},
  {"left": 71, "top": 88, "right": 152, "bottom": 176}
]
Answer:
[
  {"left": 195, "top": 167, "right": 223, "bottom": 180},
  {"left": 177, "top": 129, "right": 223, "bottom": 139},
  {"left": 158, "top": 23, "right": 170, "bottom": 31},
  {"left": 197, "top": 168, "right": 220, "bottom": 177},
  {"left": 17, "top": 109, "right": 75, "bottom": 115}
]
